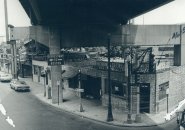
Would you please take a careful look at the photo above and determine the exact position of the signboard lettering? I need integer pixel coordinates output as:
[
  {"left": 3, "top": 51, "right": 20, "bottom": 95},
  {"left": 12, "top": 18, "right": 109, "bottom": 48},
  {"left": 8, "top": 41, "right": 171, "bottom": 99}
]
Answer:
[
  {"left": 172, "top": 26, "right": 185, "bottom": 39},
  {"left": 95, "top": 61, "right": 124, "bottom": 72},
  {"left": 48, "top": 54, "right": 64, "bottom": 66}
]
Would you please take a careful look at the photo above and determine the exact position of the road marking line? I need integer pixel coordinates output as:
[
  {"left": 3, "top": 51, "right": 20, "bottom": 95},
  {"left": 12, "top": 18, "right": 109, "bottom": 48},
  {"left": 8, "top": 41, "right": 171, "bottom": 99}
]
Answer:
[
  {"left": 6, "top": 116, "right": 15, "bottom": 127},
  {"left": 0, "top": 104, "right": 6, "bottom": 115},
  {"left": 0, "top": 103, "right": 15, "bottom": 128}
]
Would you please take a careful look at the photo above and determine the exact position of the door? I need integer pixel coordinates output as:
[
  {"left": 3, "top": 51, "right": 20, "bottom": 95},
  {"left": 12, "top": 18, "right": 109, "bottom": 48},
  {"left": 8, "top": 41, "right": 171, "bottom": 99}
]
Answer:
[
  {"left": 84, "top": 76, "right": 101, "bottom": 100},
  {"left": 140, "top": 83, "right": 150, "bottom": 113}
]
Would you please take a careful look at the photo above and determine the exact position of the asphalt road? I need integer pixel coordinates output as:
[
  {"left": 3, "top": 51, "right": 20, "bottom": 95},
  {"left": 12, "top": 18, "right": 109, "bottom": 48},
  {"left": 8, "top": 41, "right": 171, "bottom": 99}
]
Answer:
[{"left": 0, "top": 81, "right": 179, "bottom": 130}]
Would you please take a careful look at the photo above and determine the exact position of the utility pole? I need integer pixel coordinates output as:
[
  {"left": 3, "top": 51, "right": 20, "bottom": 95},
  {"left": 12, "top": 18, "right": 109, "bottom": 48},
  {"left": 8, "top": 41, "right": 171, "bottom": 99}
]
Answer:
[
  {"left": 107, "top": 33, "right": 113, "bottom": 122},
  {"left": 4, "top": 0, "right": 17, "bottom": 79},
  {"left": 3, "top": 0, "right": 8, "bottom": 72},
  {"left": 125, "top": 46, "right": 132, "bottom": 124},
  {"left": 4, "top": 0, "right": 9, "bottom": 42}
]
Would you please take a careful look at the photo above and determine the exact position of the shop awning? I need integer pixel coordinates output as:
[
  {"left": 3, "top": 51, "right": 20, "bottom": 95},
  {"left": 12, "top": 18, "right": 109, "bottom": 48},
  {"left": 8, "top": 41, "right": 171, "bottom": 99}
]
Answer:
[{"left": 62, "top": 69, "right": 78, "bottom": 79}]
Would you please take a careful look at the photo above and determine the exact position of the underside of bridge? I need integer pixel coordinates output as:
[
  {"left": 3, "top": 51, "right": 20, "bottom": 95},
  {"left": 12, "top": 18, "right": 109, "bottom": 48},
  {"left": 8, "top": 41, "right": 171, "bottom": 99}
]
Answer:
[
  {"left": 20, "top": 0, "right": 174, "bottom": 47},
  {"left": 20, "top": 0, "right": 173, "bottom": 26}
]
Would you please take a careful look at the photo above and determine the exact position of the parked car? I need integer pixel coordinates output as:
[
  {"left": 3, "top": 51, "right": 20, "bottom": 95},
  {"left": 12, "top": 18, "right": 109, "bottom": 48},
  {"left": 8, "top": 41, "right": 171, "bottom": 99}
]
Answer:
[
  {"left": 177, "top": 109, "right": 185, "bottom": 130},
  {"left": 164, "top": 99, "right": 185, "bottom": 121},
  {"left": 10, "top": 79, "right": 30, "bottom": 91},
  {"left": 0, "top": 73, "right": 12, "bottom": 82}
]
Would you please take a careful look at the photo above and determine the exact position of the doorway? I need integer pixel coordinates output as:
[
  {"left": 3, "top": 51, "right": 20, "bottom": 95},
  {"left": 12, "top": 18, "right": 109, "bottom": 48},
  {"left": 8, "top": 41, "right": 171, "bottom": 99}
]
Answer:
[
  {"left": 83, "top": 76, "right": 101, "bottom": 100},
  {"left": 140, "top": 83, "right": 150, "bottom": 113}
]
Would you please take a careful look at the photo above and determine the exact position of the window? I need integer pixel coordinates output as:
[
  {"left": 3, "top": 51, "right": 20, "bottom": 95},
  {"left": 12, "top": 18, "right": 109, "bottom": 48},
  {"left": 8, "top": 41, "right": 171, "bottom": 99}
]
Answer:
[
  {"left": 159, "top": 81, "right": 169, "bottom": 100},
  {"left": 111, "top": 81, "right": 127, "bottom": 97},
  {"left": 33, "top": 65, "right": 38, "bottom": 75}
]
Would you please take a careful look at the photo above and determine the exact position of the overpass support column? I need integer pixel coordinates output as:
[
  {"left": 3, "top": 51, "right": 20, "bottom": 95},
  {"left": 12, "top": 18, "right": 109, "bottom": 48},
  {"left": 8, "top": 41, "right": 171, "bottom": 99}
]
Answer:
[{"left": 48, "top": 26, "right": 63, "bottom": 104}]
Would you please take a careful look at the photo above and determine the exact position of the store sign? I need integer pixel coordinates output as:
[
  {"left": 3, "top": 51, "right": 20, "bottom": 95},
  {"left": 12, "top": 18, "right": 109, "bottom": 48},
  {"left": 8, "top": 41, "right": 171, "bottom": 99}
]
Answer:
[
  {"left": 48, "top": 54, "right": 64, "bottom": 66},
  {"left": 172, "top": 26, "right": 185, "bottom": 39},
  {"left": 95, "top": 61, "right": 124, "bottom": 72},
  {"left": 64, "top": 52, "right": 88, "bottom": 62},
  {"left": 159, "top": 81, "right": 169, "bottom": 91}
]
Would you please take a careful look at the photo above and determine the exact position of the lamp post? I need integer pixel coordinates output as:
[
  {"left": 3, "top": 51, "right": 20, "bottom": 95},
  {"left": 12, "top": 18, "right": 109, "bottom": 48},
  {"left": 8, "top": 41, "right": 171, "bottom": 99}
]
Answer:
[
  {"left": 78, "top": 69, "right": 84, "bottom": 112},
  {"left": 166, "top": 88, "right": 169, "bottom": 113},
  {"left": 107, "top": 33, "right": 113, "bottom": 122},
  {"left": 127, "top": 61, "right": 132, "bottom": 124}
]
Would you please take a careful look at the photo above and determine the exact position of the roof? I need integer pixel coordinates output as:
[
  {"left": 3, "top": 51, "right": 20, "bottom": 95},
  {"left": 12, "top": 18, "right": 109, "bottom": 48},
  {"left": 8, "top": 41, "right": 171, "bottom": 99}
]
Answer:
[
  {"left": 19, "top": 0, "right": 173, "bottom": 26},
  {"left": 62, "top": 68, "right": 78, "bottom": 79},
  {"left": 62, "top": 71, "right": 78, "bottom": 79}
]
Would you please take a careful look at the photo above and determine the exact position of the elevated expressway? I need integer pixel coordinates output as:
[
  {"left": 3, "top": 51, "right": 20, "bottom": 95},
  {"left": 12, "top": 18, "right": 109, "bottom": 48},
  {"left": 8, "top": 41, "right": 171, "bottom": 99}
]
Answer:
[
  {"left": 19, "top": 0, "right": 174, "bottom": 47},
  {"left": 19, "top": 0, "right": 179, "bottom": 105}
]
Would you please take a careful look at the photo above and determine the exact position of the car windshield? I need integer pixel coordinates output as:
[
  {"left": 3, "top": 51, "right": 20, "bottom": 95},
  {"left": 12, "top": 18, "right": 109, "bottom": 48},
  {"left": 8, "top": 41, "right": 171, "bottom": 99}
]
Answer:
[
  {"left": 15, "top": 81, "right": 26, "bottom": 84},
  {"left": 1, "top": 75, "right": 10, "bottom": 77}
]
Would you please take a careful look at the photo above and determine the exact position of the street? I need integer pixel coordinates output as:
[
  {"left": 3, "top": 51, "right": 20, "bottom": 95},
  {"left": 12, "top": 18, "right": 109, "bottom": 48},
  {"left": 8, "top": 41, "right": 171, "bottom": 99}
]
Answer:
[{"left": 0, "top": 81, "right": 179, "bottom": 130}]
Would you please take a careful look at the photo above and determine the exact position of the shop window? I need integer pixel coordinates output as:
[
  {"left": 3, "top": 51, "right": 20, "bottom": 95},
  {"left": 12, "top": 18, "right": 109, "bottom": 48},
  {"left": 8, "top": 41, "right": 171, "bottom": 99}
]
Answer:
[{"left": 159, "top": 81, "right": 169, "bottom": 100}]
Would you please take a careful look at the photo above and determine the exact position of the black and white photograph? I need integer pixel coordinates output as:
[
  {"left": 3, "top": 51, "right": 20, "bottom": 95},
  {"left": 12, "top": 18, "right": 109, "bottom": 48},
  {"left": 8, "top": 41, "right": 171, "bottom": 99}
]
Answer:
[{"left": 0, "top": 0, "right": 185, "bottom": 130}]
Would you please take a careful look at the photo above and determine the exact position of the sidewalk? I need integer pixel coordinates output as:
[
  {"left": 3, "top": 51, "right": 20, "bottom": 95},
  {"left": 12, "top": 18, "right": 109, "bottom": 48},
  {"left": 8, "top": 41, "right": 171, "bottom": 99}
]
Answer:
[{"left": 22, "top": 77, "right": 174, "bottom": 127}]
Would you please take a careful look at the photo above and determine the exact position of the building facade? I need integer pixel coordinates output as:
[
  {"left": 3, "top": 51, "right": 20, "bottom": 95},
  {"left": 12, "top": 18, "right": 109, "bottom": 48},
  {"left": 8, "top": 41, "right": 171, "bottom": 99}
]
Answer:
[{"left": 9, "top": 24, "right": 185, "bottom": 118}]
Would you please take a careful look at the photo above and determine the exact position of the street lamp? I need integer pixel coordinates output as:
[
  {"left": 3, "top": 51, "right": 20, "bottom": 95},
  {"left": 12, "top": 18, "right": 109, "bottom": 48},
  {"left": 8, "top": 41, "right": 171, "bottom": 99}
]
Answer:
[
  {"left": 107, "top": 33, "right": 113, "bottom": 122},
  {"left": 166, "top": 88, "right": 169, "bottom": 113},
  {"left": 78, "top": 69, "right": 84, "bottom": 112}
]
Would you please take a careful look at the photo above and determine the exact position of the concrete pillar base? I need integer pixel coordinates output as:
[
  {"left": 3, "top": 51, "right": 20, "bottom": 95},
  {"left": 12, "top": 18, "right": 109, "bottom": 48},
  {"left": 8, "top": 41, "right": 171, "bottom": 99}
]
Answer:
[
  {"left": 46, "top": 85, "right": 51, "bottom": 99},
  {"left": 80, "top": 103, "right": 84, "bottom": 112},
  {"left": 135, "top": 114, "right": 142, "bottom": 123},
  {"left": 127, "top": 114, "right": 132, "bottom": 124}
]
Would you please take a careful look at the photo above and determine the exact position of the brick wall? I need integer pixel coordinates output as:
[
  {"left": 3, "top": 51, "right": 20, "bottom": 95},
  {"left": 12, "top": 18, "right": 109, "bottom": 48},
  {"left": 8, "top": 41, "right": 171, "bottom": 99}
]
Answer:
[
  {"left": 156, "top": 70, "right": 170, "bottom": 112},
  {"left": 156, "top": 65, "right": 185, "bottom": 112},
  {"left": 102, "top": 94, "right": 127, "bottom": 112}
]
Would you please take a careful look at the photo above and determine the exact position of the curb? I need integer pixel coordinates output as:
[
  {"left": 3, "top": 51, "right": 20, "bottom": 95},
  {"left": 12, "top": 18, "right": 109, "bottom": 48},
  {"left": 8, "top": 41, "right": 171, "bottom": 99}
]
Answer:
[
  {"left": 30, "top": 92, "right": 174, "bottom": 128},
  {"left": 23, "top": 78, "right": 175, "bottom": 128}
]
